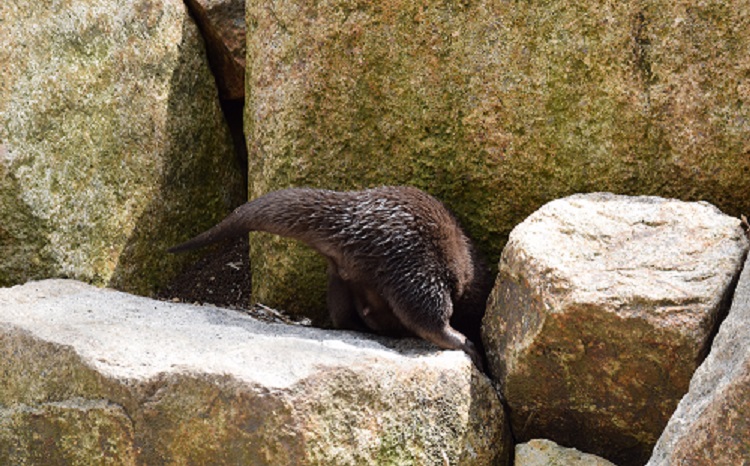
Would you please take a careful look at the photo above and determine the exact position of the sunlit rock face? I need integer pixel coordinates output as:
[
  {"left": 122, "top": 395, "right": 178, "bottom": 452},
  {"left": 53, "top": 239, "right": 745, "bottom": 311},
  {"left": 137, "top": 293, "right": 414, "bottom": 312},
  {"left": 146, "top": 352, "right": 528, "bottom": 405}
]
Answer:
[
  {"left": 0, "top": 279, "right": 511, "bottom": 465},
  {"left": 483, "top": 193, "right": 748, "bottom": 465},
  {"left": 0, "top": 0, "right": 243, "bottom": 294}
]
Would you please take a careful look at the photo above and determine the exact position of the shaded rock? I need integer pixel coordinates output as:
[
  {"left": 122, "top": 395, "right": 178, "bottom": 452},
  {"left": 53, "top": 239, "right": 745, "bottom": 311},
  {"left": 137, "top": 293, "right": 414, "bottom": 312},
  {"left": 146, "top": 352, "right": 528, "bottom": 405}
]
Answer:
[
  {"left": 0, "top": 279, "right": 510, "bottom": 465},
  {"left": 647, "top": 254, "right": 750, "bottom": 465},
  {"left": 184, "top": 0, "right": 246, "bottom": 100},
  {"left": 0, "top": 0, "right": 245, "bottom": 295},
  {"left": 243, "top": 0, "right": 750, "bottom": 319},
  {"left": 482, "top": 193, "right": 749, "bottom": 465},
  {"left": 516, "top": 439, "right": 616, "bottom": 466}
]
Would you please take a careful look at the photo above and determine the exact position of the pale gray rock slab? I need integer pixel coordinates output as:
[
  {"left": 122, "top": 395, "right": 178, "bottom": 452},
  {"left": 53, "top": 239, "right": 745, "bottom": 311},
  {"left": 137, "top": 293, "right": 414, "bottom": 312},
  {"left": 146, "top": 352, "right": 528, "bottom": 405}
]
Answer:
[
  {"left": 516, "top": 439, "right": 617, "bottom": 466},
  {"left": 647, "top": 254, "right": 750, "bottom": 465},
  {"left": 0, "top": 279, "right": 509, "bottom": 465},
  {"left": 1, "top": 279, "right": 423, "bottom": 389},
  {"left": 483, "top": 193, "right": 749, "bottom": 465}
]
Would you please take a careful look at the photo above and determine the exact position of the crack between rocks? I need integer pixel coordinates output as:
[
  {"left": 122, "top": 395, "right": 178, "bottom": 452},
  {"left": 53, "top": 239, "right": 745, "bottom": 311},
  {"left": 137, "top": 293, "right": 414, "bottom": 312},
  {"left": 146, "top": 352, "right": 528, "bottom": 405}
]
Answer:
[
  {"left": 632, "top": 10, "right": 654, "bottom": 106},
  {"left": 180, "top": 0, "right": 249, "bottom": 198}
]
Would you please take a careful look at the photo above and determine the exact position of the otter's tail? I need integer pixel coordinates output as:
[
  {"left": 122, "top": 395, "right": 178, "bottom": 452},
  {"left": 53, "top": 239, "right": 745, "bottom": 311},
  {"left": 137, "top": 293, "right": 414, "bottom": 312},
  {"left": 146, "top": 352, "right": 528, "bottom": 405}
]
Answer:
[
  {"left": 168, "top": 188, "right": 333, "bottom": 253},
  {"left": 167, "top": 204, "right": 254, "bottom": 253}
]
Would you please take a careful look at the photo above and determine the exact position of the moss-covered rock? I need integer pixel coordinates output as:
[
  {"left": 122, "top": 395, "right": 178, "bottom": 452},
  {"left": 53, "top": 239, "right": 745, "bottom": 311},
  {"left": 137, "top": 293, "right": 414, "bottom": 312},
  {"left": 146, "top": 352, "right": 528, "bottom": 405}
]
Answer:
[
  {"left": 0, "top": 400, "right": 137, "bottom": 466},
  {"left": 244, "top": 0, "right": 750, "bottom": 317},
  {"left": 0, "top": 0, "right": 244, "bottom": 295}
]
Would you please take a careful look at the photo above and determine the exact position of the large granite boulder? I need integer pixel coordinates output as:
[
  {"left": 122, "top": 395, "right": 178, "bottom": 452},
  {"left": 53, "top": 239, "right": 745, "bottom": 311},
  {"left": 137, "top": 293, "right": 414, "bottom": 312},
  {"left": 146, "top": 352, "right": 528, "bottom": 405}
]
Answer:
[
  {"left": 482, "top": 193, "right": 748, "bottom": 465},
  {"left": 243, "top": 0, "right": 750, "bottom": 318},
  {"left": 0, "top": 0, "right": 244, "bottom": 295},
  {"left": 0, "top": 279, "right": 510, "bottom": 465},
  {"left": 647, "top": 254, "right": 750, "bottom": 465}
]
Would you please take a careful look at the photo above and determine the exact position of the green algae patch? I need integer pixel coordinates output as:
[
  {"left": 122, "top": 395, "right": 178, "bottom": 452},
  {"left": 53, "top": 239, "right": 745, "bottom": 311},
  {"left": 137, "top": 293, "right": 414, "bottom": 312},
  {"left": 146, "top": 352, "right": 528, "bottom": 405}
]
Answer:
[
  {"left": 0, "top": 328, "right": 139, "bottom": 465},
  {"left": 0, "top": 0, "right": 244, "bottom": 295},
  {"left": 133, "top": 374, "right": 302, "bottom": 466},
  {"left": 0, "top": 400, "right": 137, "bottom": 466},
  {"left": 245, "top": 0, "right": 750, "bottom": 315},
  {"left": 0, "top": 163, "right": 56, "bottom": 287}
]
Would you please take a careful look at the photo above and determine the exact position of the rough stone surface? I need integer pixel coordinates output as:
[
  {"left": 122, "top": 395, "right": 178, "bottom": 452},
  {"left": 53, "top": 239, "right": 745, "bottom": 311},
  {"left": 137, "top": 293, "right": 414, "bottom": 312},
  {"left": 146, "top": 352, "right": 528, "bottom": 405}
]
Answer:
[
  {"left": 516, "top": 439, "right": 616, "bottom": 466},
  {"left": 243, "top": 0, "right": 750, "bottom": 318},
  {"left": 0, "top": 399, "right": 137, "bottom": 465},
  {"left": 482, "top": 193, "right": 749, "bottom": 465},
  {"left": 0, "top": 279, "right": 510, "bottom": 465},
  {"left": 184, "top": 0, "right": 246, "bottom": 100},
  {"left": 647, "top": 254, "right": 750, "bottom": 465},
  {"left": 0, "top": 0, "right": 245, "bottom": 295}
]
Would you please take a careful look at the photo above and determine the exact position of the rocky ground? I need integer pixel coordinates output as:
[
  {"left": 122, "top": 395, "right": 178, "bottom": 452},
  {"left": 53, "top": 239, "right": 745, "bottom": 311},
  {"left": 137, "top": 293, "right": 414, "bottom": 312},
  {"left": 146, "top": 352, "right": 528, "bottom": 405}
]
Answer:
[
  {"left": 157, "top": 237, "right": 310, "bottom": 326},
  {"left": 157, "top": 238, "right": 252, "bottom": 309}
]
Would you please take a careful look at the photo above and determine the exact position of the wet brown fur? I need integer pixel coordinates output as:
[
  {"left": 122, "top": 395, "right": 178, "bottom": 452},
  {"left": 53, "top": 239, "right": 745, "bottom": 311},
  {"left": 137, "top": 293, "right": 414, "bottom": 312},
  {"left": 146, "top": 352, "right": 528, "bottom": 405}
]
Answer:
[{"left": 169, "top": 186, "right": 493, "bottom": 369}]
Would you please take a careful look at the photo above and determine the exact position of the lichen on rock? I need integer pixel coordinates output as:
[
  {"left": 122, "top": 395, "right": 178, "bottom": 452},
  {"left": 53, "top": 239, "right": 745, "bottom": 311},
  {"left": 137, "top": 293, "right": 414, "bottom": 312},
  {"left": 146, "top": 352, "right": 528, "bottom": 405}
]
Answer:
[
  {"left": 0, "top": 0, "right": 244, "bottom": 294},
  {"left": 243, "top": 0, "right": 750, "bottom": 317}
]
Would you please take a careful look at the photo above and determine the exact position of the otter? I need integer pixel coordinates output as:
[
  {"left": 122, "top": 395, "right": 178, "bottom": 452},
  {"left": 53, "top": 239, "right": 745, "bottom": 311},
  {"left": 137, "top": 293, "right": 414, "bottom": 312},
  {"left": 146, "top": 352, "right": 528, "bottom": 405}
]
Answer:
[{"left": 169, "top": 186, "right": 493, "bottom": 369}]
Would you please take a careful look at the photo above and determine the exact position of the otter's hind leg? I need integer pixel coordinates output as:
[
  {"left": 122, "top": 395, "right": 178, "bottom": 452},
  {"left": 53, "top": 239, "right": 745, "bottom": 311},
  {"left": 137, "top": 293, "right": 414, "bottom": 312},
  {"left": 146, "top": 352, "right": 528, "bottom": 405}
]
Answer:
[{"left": 326, "top": 269, "right": 368, "bottom": 332}]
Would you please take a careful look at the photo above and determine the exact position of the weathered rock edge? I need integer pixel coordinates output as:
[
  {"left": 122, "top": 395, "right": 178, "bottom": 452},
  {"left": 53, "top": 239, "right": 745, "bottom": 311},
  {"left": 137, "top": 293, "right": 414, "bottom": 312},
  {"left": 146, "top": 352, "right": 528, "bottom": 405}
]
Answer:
[
  {"left": 646, "top": 254, "right": 750, "bottom": 465},
  {"left": 0, "top": 279, "right": 509, "bottom": 465}
]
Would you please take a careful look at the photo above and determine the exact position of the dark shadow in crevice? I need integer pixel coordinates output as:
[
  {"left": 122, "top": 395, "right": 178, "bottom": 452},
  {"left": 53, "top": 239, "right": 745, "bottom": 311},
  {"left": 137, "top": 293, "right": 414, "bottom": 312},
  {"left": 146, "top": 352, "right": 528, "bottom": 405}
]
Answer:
[
  {"left": 220, "top": 98, "right": 248, "bottom": 191},
  {"left": 156, "top": 235, "right": 252, "bottom": 310}
]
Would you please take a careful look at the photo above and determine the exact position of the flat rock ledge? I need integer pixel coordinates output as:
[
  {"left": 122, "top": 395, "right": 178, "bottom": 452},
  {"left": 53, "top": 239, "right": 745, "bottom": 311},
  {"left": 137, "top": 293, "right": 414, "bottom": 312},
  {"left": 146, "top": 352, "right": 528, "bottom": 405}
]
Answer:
[{"left": 0, "top": 279, "right": 509, "bottom": 465}]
